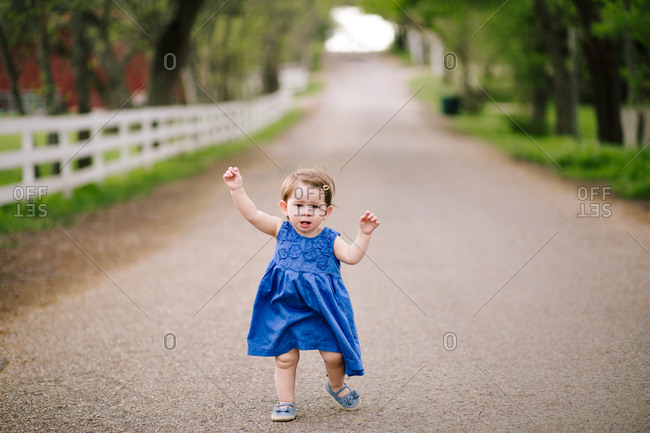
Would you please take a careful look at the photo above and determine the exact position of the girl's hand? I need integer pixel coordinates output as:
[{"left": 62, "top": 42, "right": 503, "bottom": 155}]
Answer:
[
  {"left": 359, "top": 210, "right": 380, "bottom": 234},
  {"left": 223, "top": 166, "right": 243, "bottom": 191}
]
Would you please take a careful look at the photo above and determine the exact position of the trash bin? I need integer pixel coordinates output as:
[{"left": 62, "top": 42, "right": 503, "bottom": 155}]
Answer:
[{"left": 441, "top": 96, "right": 460, "bottom": 115}]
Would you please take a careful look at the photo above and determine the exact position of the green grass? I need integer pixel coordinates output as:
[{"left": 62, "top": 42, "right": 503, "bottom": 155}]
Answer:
[
  {"left": 0, "top": 133, "right": 21, "bottom": 151},
  {"left": 0, "top": 109, "right": 306, "bottom": 234},
  {"left": 0, "top": 130, "right": 98, "bottom": 153},
  {"left": 295, "top": 80, "right": 325, "bottom": 97},
  {"left": 411, "top": 75, "right": 650, "bottom": 200},
  {"left": 0, "top": 130, "right": 108, "bottom": 185}
]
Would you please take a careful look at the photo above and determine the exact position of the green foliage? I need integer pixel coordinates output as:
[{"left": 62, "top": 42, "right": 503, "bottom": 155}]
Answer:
[
  {"left": 2, "top": 0, "right": 333, "bottom": 110},
  {"left": 591, "top": 0, "right": 650, "bottom": 103},
  {"left": 592, "top": 0, "right": 650, "bottom": 49},
  {"left": 190, "top": 0, "right": 333, "bottom": 100},
  {"left": 509, "top": 114, "right": 551, "bottom": 136},
  {"left": 412, "top": 74, "right": 650, "bottom": 199},
  {"left": 375, "top": 0, "right": 648, "bottom": 141}
]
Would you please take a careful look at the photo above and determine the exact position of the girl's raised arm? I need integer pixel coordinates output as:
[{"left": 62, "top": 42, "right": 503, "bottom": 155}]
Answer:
[
  {"left": 333, "top": 211, "right": 380, "bottom": 265},
  {"left": 223, "top": 167, "right": 283, "bottom": 237}
]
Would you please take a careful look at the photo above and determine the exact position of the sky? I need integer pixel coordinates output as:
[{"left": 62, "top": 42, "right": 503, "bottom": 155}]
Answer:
[{"left": 324, "top": 6, "right": 396, "bottom": 53}]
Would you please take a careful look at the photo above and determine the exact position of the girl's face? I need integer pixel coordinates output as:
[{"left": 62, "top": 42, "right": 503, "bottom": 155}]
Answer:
[{"left": 279, "top": 182, "right": 332, "bottom": 237}]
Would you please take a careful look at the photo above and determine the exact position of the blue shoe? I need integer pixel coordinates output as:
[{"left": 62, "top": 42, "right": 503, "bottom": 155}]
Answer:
[
  {"left": 325, "top": 382, "right": 360, "bottom": 410},
  {"left": 271, "top": 402, "right": 296, "bottom": 421}
]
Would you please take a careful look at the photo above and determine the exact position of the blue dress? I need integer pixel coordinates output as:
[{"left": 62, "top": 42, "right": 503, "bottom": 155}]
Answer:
[{"left": 247, "top": 220, "right": 364, "bottom": 377}]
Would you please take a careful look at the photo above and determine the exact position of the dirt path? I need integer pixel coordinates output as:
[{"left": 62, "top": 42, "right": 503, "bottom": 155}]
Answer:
[{"left": 1, "top": 53, "right": 649, "bottom": 432}]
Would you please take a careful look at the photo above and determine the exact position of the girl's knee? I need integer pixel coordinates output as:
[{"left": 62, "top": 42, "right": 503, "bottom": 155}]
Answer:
[
  {"left": 276, "top": 349, "right": 299, "bottom": 368},
  {"left": 321, "top": 351, "right": 344, "bottom": 366}
]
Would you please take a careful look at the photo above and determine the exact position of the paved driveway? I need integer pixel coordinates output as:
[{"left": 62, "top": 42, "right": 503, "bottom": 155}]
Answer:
[{"left": 1, "top": 53, "right": 649, "bottom": 432}]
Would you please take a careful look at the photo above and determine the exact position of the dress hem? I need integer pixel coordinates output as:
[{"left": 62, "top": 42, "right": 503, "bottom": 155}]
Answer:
[
  {"left": 248, "top": 340, "right": 341, "bottom": 357},
  {"left": 248, "top": 341, "right": 365, "bottom": 377}
]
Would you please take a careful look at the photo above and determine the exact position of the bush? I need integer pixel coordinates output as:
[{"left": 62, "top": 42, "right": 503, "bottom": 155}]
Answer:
[{"left": 411, "top": 74, "right": 650, "bottom": 200}]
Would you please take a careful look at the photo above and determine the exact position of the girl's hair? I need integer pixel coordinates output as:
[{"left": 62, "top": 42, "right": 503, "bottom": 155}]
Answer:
[{"left": 281, "top": 168, "right": 336, "bottom": 206}]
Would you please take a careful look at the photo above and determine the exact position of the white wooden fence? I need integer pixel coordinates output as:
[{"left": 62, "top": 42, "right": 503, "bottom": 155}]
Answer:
[{"left": 0, "top": 67, "right": 307, "bottom": 206}]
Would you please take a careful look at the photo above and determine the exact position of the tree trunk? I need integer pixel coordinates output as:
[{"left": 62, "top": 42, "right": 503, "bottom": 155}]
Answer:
[
  {"left": 622, "top": 27, "right": 637, "bottom": 105},
  {"left": 217, "top": 15, "right": 233, "bottom": 101},
  {"left": 457, "top": 24, "right": 479, "bottom": 113},
  {"left": 33, "top": 0, "right": 60, "bottom": 178},
  {"left": 534, "top": 0, "right": 575, "bottom": 135},
  {"left": 71, "top": 9, "right": 93, "bottom": 169},
  {"left": 33, "top": 0, "right": 57, "bottom": 115},
  {"left": 394, "top": 23, "right": 408, "bottom": 51},
  {"left": 531, "top": 85, "right": 548, "bottom": 131},
  {"left": 147, "top": 0, "right": 205, "bottom": 106},
  {"left": 572, "top": 0, "right": 623, "bottom": 144},
  {"left": 262, "top": 36, "right": 280, "bottom": 94},
  {"left": 0, "top": 21, "right": 25, "bottom": 115},
  {"left": 529, "top": 18, "right": 550, "bottom": 133},
  {"left": 71, "top": 10, "right": 91, "bottom": 113},
  {"left": 92, "top": 4, "right": 132, "bottom": 109},
  {"left": 259, "top": 5, "right": 292, "bottom": 96}
]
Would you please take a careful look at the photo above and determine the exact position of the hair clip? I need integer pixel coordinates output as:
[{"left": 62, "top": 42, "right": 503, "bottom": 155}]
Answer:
[{"left": 322, "top": 185, "right": 330, "bottom": 192}]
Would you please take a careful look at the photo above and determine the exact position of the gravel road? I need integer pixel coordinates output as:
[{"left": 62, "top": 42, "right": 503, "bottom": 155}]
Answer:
[{"left": 1, "top": 53, "right": 649, "bottom": 432}]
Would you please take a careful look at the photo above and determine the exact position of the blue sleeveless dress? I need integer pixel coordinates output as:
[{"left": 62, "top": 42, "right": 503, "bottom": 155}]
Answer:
[{"left": 247, "top": 220, "right": 364, "bottom": 377}]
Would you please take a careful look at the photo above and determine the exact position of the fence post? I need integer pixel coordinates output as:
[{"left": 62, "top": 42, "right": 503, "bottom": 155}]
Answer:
[
  {"left": 58, "top": 125, "right": 71, "bottom": 197},
  {"left": 141, "top": 112, "right": 153, "bottom": 170},
  {"left": 21, "top": 129, "right": 34, "bottom": 199},
  {"left": 94, "top": 120, "right": 106, "bottom": 183}
]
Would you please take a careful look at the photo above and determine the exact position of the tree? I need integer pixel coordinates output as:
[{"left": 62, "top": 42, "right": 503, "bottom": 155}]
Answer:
[
  {"left": 370, "top": 0, "right": 513, "bottom": 112},
  {"left": 71, "top": 7, "right": 91, "bottom": 114},
  {"left": 593, "top": 0, "right": 650, "bottom": 105},
  {"left": 0, "top": 0, "right": 32, "bottom": 116},
  {"left": 369, "top": 0, "right": 648, "bottom": 144},
  {"left": 191, "top": 0, "right": 332, "bottom": 101},
  {"left": 32, "top": 0, "right": 59, "bottom": 115},
  {"left": 483, "top": 0, "right": 552, "bottom": 132},
  {"left": 534, "top": 0, "right": 577, "bottom": 135},
  {"left": 255, "top": 0, "right": 312, "bottom": 94},
  {"left": 572, "top": 0, "right": 623, "bottom": 144},
  {"left": 84, "top": 0, "right": 135, "bottom": 109},
  {"left": 0, "top": 20, "right": 25, "bottom": 115},
  {"left": 147, "top": 0, "right": 205, "bottom": 106},
  {"left": 1, "top": 0, "right": 331, "bottom": 112}
]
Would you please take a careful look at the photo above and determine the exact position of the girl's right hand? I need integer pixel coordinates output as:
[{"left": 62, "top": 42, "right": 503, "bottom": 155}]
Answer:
[{"left": 223, "top": 166, "right": 243, "bottom": 190}]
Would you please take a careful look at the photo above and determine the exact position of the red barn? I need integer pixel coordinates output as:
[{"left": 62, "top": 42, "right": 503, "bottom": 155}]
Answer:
[{"left": 0, "top": 29, "right": 148, "bottom": 113}]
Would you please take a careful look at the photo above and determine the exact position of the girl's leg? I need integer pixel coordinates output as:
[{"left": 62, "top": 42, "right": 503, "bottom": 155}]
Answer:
[
  {"left": 275, "top": 348, "right": 300, "bottom": 403},
  {"left": 319, "top": 350, "right": 350, "bottom": 397}
]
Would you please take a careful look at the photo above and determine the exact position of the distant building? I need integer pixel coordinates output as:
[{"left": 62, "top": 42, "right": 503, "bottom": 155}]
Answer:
[{"left": 0, "top": 30, "right": 147, "bottom": 114}]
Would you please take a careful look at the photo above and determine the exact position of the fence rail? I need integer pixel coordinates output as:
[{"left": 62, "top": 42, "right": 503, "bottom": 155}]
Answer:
[{"left": 0, "top": 67, "right": 307, "bottom": 206}]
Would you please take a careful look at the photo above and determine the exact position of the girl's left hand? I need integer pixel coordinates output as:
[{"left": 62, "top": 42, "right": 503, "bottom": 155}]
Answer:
[{"left": 359, "top": 210, "right": 380, "bottom": 234}]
